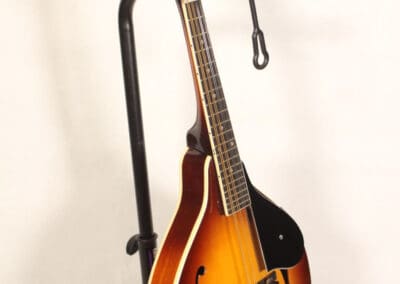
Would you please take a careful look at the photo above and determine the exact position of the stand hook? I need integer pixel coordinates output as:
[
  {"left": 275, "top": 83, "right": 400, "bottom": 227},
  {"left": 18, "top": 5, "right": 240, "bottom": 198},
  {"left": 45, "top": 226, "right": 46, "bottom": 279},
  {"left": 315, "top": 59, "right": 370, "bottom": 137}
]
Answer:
[{"left": 249, "top": 0, "right": 269, "bottom": 69}]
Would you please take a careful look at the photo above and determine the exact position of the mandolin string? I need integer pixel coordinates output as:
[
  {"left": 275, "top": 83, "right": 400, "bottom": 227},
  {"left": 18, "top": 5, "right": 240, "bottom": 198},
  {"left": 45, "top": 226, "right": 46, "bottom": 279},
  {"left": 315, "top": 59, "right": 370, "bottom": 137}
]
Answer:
[
  {"left": 192, "top": 3, "right": 240, "bottom": 213},
  {"left": 189, "top": 2, "right": 239, "bottom": 212},
  {"left": 187, "top": 2, "right": 236, "bottom": 212},
  {"left": 193, "top": 2, "right": 249, "bottom": 218},
  {"left": 186, "top": 2, "right": 233, "bottom": 211},
  {"left": 189, "top": 1, "right": 256, "bottom": 282},
  {"left": 195, "top": 3, "right": 259, "bottom": 282},
  {"left": 185, "top": 2, "right": 252, "bottom": 282},
  {"left": 195, "top": 1, "right": 243, "bottom": 214}
]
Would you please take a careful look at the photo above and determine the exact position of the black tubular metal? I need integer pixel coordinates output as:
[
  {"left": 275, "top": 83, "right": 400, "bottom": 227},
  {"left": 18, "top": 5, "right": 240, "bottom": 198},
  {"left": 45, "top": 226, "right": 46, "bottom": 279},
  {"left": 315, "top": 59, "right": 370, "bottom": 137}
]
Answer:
[
  {"left": 249, "top": 0, "right": 269, "bottom": 69},
  {"left": 118, "top": 0, "right": 157, "bottom": 283}
]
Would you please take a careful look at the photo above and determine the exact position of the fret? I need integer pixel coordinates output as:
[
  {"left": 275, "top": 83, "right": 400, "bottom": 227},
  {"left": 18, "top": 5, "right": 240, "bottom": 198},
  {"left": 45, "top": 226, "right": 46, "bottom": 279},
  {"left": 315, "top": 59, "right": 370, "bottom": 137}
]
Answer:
[
  {"left": 199, "top": 68, "right": 218, "bottom": 83},
  {"left": 233, "top": 180, "right": 248, "bottom": 191},
  {"left": 202, "top": 94, "right": 222, "bottom": 105},
  {"left": 235, "top": 196, "right": 252, "bottom": 206},
  {"left": 193, "top": 16, "right": 210, "bottom": 42},
  {"left": 198, "top": 61, "right": 217, "bottom": 70},
  {"left": 212, "top": 117, "right": 230, "bottom": 125},
  {"left": 234, "top": 185, "right": 250, "bottom": 196},
  {"left": 204, "top": 89, "right": 225, "bottom": 103},
  {"left": 227, "top": 190, "right": 250, "bottom": 206},
  {"left": 224, "top": 191, "right": 249, "bottom": 205},
  {"left": 227, "top": 196, "right": 251, "bottom": 212},
  {"left": 208, "top": 109, "right": 229, "bottom": 124},
  {"left": 218, "top": 137, "right": 236, "bottom": 148},
  {"left": 220, "top": 167, "right": 243, "bottom": 182},
  {"left": 219, "top": 153, "right": 240, "bottom": 167},
  {"left": 198, "top": 63, "right": 218, "bottom": 80},
  {"left": 202, "top": 93, "right": 222, "bottom": 105},
  {"left": 212, "top": 127, "right": 233, "bottom": 138},
  {"left": 211, "top": 111, "right": 230, "bottom": 125},
  {"left": 202, "top": 86, "right": 221, "bottom": 95},
  {"left": 222, "top": 180, "right": 245, "bottom": 193},
  {"left": 210, "top": 119, "right": 231, "bottom": 132},
  {"left": 212, "top": 128, "right": 235, "bottom": 143},
  {"left": 186, "top": 5, "right": 200, "bottom": 33},
  {"left": 225, "top": 180, "right": 248, "bottom": 193},
  {"left": 200, "top": 76, "right": 220, "bottom": 93},
  {"left": 210, "top": 114, "right": 231, "bottom": 126},
  {"left": 222, "top": 176, "right": 242, "bottom": 188},
  {"left": 195, "top": 57, "right": 218, "bottom": 74},
  {"left": 208, "top": 108, "right": 228, "bottom": 119},
  {"left": 236, "top": 195, "right": 251, "bottom": 206},
  {"left": 200, "top": 46, "right": 215, "bottom": 62},
  {"left": 200, "top": 76, "right": 221, "bottom": 91},
  {"left": 192, "top": 32, "right": 208, "bottom": 39},
  {"left": 195, "top": 49, "right": 206, "bottom": 67},
  {"left": 221, "top": 156, "right": 241, "bottom": 168},
  {"left": 201, "top": 73, "right": 219, "bottom": 82},
  {"left": 191, "top": 5, "right": 203, "bottom": 35},
  {"left": 204, "top": 96, "right": 225, "bottom": 107},
  {"left": 219, "top": 159, "right": 242, "bottom": 170},
  {"left": 188, "top": 15, "right": 204, "bottom": 22},
  {"left": 195, "top": 46, "right": 212, "bottom": 54},
  {"left": 221, "top": 170, "right": 242, "bottom": 184},
  {"left": 230, "top": 192, "right": 251, "bottom": 204},
  {"left": 215, "top": 146, "right": 238, "bottom": 158},
  {"left": 222, "top": 173, "right": 244, "bottom": 186},
  {"left": 187, "top": 17, "right": 197, "bottom": 36},
  {"left": 221, "top": 167, "right": 242, "bottom": 179},
  {"left": 193, "top": 37, "right": 210, "bottom": 56},
  {"left": 200, "top": 60, "right": 219, "bottom": 76},
  {"left": 222, "top": 176, "right": 246, "bottom": 188},
  {"left": 210, "top": 120, "right": 232, "bottom": 136},
  {"left": 226, "top": 194, "right": 248, "bottom": 210},
  {"left": 218, "top": 161, "right": 242, "bottom": 174},
  {"left": 186, "top": 1, "right": 199, "bottom": 18},
  {"left": 229, "top": 200, "right": 251, "bottom": 214},
  {"left": 224, "top": 165, "right": 243, "bottom": 177},
  {"left": 209, "top": 103, "right": 225, "bottom": 114}
]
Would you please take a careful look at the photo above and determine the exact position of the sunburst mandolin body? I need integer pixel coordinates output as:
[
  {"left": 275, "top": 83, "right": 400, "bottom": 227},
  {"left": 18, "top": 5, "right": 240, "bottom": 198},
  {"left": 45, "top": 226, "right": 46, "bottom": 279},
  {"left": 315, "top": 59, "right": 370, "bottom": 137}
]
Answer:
[
  {"left": 149, "top": 150, "right": 310, "bottom": 284},
  {"left": 149, "top": 0, "right": 311, "bottom": 282}
]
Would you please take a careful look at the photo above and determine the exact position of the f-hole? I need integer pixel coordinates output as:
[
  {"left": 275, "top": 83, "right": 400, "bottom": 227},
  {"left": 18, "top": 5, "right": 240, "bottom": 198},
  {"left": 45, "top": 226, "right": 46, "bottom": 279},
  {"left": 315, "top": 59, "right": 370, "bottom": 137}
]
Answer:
[{"left": 195, "top": 266, "right": 205, "bottom": 284}]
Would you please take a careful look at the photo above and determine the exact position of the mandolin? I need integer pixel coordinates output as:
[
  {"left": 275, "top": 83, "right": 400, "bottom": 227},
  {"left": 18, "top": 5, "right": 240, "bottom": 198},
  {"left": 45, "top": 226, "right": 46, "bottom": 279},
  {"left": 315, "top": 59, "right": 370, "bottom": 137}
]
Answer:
[{"left": 149, "top": 0, "right": 311, "bottom": 283}]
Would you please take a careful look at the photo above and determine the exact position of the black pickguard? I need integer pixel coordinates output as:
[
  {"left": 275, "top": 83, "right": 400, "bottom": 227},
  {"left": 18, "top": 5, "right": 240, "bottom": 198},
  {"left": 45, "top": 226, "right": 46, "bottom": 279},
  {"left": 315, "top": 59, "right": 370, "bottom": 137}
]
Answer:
[{"left": 243, "top": 164, "right": 305, "bottom": 270}]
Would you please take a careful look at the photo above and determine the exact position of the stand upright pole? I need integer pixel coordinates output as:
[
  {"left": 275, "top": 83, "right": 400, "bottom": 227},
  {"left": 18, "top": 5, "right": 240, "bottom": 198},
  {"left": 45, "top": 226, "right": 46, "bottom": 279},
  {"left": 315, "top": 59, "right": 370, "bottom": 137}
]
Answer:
[{"left": 118, "top": 1, "right": 157, "bottom": 283}]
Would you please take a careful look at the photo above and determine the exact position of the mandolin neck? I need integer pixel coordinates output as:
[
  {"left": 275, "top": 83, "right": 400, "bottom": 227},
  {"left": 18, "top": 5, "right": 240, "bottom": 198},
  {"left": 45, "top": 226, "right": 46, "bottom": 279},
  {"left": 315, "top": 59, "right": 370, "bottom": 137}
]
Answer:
[{"left": 179, "top": 0, "right": 251, "bottom": 216}]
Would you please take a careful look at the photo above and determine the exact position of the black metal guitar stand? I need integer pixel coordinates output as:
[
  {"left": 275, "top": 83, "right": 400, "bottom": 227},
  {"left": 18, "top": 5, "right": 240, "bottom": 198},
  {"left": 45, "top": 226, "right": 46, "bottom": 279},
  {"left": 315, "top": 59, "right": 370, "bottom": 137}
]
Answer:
[{"left": 118, "top": 0, "right": 157, "bottom": 283}]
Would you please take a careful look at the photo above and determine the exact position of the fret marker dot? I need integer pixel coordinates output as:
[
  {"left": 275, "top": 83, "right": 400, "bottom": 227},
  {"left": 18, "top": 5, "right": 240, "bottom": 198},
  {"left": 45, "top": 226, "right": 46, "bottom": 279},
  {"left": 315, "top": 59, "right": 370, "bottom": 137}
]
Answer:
[
  {"left": 229, "top": 168, "right": 234, "bottom": 173},
  {"left": 206, "top": 68, "right": 211, "bottom": 74},
  {"left": 230, "top": 142, "right": 235, "bottom": 147},
  {"left": 220, "top": 126, "right": 224, "bottom": 131},
  {"left": 212, "top": 93, "right": 217, "bottom": 99}
]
